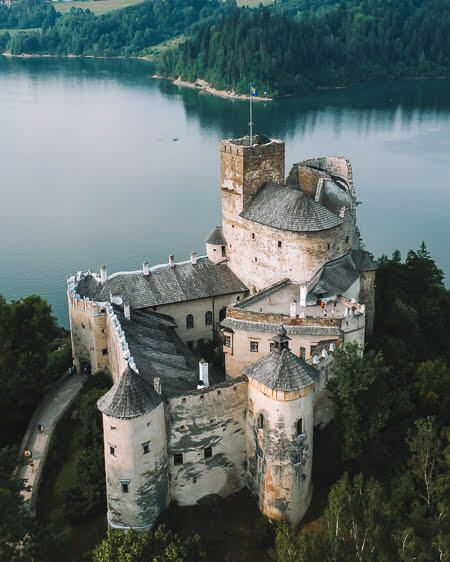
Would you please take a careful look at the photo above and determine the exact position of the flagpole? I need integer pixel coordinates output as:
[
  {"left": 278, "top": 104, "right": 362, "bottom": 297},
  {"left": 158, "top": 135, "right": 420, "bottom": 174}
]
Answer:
[{"left": 249, "top": 82, "right": 253, "bottom": 146}]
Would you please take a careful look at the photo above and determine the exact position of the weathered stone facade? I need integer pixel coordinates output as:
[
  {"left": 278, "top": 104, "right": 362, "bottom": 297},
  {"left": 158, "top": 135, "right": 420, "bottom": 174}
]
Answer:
[{"left": 68, "top": 133, "right": 377, "bottom": 530}]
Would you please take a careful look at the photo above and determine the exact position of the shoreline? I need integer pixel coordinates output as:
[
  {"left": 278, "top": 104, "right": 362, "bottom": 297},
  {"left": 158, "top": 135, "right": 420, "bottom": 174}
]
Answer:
[{"left": 153, "top": 74, "right": 273, "bottom": 102}]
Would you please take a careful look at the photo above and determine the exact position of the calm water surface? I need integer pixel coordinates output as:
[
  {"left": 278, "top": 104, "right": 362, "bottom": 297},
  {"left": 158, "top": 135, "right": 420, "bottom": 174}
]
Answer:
[{"left": 1, "top": 57, "right": 449, "bottom": 325}]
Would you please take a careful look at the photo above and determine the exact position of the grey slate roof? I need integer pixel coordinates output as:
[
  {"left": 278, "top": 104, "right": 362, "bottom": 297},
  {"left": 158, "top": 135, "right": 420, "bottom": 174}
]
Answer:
[
  {"left": 221, "top": 317, "right": 341, "bottom": 337},
  {"left": 311, "top": 253, "right": 360, "bottom": 297},
  {"left": 97, "top": 365, "right": 161, "bottom": 419},
  {"left": 351, "top": 249, "right": 378, "bottom": 271},
  {"left": 115, "top": 308, "right": 202, "bottom": 397},
  {"left": 205, "top": 226, "right": 226, "bottom": 246},
  {"left": 243, "top": 348, "right": 317, "bottom": 391},
  {"left": 240, "top": 183, "right": 344, "bottom": 232},
  {"left": 76, "top": 257, "right": 247, "bottom": 309}
]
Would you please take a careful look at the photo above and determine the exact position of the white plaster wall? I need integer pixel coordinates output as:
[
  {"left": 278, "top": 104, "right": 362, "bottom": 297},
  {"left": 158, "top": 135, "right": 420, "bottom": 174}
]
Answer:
[
  {"left": 168, "top": 381, "right": 248, "bottom": 506},
  {"left": 156, "top": 293, "right": 246, "bottom": 346},
  {"left": 102, "top": 402, "right": 169, "bottom": 530},
  {"left": 247, "top": 381, "right": 314, "bottom": 526},
  {"left": 225, "top": 327, "right": 340, "bottom": 377}
]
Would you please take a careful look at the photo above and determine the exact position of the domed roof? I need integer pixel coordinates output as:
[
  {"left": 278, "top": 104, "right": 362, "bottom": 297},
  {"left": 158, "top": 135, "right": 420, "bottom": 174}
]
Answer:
[
  {"left": 205, "top": 226, "right": 226, "bottom": 246},
  {"left": 97, "top": 365, "right": 161, "bottom": 419}
]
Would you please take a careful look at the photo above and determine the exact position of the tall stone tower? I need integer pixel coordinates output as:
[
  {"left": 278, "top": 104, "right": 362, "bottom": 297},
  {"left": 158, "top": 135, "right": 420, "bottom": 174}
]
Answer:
[
  {"left": 243, "top": 326, "right": 315, "bottom": 526},
  {"left": 97, "top": 366, "right": 170, "bottom": 530},
  {"left": 220, "top": 135, "right": 285, "bottom": 218}
]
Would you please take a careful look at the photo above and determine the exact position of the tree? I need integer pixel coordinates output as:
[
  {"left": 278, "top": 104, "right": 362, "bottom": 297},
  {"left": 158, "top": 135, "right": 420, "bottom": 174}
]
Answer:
[
  {"left": 328, "top": 342, "right": 391, "bottom": 462},
  {"left": 92, "top": 525, "right": 206, "bottom": 562}
]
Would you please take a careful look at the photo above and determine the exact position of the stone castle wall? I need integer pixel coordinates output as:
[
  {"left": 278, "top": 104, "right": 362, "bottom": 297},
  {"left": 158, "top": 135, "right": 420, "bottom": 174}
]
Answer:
[{"left": 167, "top": 379, "right": 248, "bottom": 505}]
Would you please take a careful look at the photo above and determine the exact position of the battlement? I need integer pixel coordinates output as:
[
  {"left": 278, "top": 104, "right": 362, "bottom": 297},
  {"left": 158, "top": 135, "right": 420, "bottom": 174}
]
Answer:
[{"left": 220, "top": 135, "right": 284, "bottom": 158}]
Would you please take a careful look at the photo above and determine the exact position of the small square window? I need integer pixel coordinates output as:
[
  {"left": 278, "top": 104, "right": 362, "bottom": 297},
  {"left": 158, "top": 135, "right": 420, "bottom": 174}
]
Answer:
[
  {"left": 174, "top": 453, "right": 183, "bottom": 466},
  {"left": 250, "top": 341, "right": 259, "bottom": 353},
  {"left": 109, "top": 446, "right": 116, "bottom": 456},
  {"left": 278, "top": 240, "right": 282, "bottom": 248},
  {"left": 102, "top": 348, "right": 108, "bottom": 356},
  {"left": 204, "top": 446, "right": 212, "bottom": 459},
  {"left": 81, "top": 323, "right": 86, "bottom": 329},
  {"left": 224, "top": 335, "right": 231, "bottom": 347},
  {"left": 110, "top": 426, "right": 116, "bottom": 431},
  {"left": 142, "top": 442, "right": 150, "bottom": 455},
  {"left": 254, "top": 257, "right": 258, "bottom": 262},
  {"left": 120, "top": 480, "right": 130, "bottom": 493}
]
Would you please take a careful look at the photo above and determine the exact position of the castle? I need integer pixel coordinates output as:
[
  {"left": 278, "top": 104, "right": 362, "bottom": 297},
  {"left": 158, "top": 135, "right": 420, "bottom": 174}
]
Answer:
[{"left": 67, "top": 134, "right": 377, "bottom": 530}]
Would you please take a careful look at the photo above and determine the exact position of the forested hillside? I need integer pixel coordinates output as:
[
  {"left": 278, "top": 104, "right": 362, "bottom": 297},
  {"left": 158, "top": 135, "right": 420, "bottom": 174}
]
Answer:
[
  {"left": 157, "top": 0, "right": 450, "bottom": 96},
  {"left": 0, "top": 0, "right": 231, "bottom": 56}
]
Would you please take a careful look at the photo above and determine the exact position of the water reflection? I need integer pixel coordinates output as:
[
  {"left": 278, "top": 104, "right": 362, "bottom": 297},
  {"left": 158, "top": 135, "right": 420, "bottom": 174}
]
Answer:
[{"left": 1, "top": 57, "right": 449, "bottom": 325}]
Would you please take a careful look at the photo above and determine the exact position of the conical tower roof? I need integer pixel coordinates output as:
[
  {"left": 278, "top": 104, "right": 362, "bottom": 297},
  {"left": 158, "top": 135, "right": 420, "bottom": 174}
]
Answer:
[
  {"left": 97, "top": 365, "right": 161, "bottom": 419},
  {"left": 205, "top": 226, "right": 226, "bottom": 246},
  {"left": 243, "top": 348, "right": 317, "bottom": 392}
]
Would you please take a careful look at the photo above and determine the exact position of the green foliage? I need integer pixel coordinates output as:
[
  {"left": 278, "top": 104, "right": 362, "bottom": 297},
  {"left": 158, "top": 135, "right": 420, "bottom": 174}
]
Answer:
[
  {"left": 2, "top": 0, "right": 231, "bottom": 56},
  {"left": 328, "top": 342, "right": 391, "bottom": 462},
  {"left": 92, "top": 525, "right": 206, "bottom": 562},
  {"left": 63, "top": 373, "right": 111, "bottom": 523},
  {"left": 0, "top": 294, "right": 65, "bottom": 447},
  {"left": 157, "top": 0, "right": 450, "bottom": 96},
  {"left": 0, "top": 0, "right": 56, "bottom": 30}
]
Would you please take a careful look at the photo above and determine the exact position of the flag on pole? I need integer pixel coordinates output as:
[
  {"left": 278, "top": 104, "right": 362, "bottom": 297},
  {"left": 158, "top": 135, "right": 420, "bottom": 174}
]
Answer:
[{"left": 250, "top": 85, "right": 258, "bottom": 97}]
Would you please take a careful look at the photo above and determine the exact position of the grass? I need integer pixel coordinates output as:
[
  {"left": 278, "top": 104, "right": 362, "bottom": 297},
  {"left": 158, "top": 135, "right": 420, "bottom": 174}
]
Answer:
[
  {"left": 0, "top": 28, "right": 40, "bottom": 35},
  {"left": 144, "top": 35, "right": 185, "bottom": 60},
  {"left": 54, "top": 0, "right": 145, "bottom": 15},
  {"left": 37, "top": 406, "right": 106, "bottom": 561},
  {"left": 236, "top": 0, "right": 274, "bottom": 6}
]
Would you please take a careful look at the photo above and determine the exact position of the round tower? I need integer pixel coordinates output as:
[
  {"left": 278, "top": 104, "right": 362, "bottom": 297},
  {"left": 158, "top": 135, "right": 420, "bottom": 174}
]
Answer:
[
  {"left": 205, "top": 226, "right": 227, "bottom": 263},
  {"left": 97, "top": 365, "right": 169, "bottom": 530},
  {"left": 243, "top": 326, "right": 316, "bottom": 526}
]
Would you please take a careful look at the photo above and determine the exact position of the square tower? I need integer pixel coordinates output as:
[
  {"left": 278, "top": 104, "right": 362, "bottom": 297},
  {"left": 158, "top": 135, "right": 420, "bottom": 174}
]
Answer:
[{"left": 220, "top": 135, "right": 285, "bottom": 218}]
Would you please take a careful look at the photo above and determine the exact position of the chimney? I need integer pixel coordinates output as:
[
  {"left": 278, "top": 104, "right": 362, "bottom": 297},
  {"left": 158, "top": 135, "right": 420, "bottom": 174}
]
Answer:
[
  {"left": 299, "top": 285, "right": 307, "bottom": 308},
  {"left": 169, "top": 254, "right": 175, "bottom": 268},
  {"left": 290, "top": 300, "right": 297, "bottom": 318},
  {"left": 329, "top": 342, "right": 335, "bottom": 352},
  {"left": 190, "top": 251, "right": 198, "bottom": 265},
  {"left": 100, "top": 265, "right": 108, "bottom": 284},
  {"left": 124, "top": 302, "right": 130, "bottom": 320},
  {"left": 153, "top": 377, "right": 161, "bottom": 395},
  {"left": 143, "top": 261, "right": 150, "bottom": 276},
  {"left": 199, "top": 359, "right": 209, "bottom": 388}
]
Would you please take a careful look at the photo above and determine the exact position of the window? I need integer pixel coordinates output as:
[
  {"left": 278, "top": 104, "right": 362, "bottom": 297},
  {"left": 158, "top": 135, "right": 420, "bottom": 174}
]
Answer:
[
  {"left": 300, "top": 346, "right": 306, "bottom": 360},
  {"left": 81, "top": 323, "right": 86, "bottom": 329},
  {"left": 327, "top": 243, "right": 331, "bottom": 250},
  {"left": 257, "top": 413, "right": 264, "bottom": 430},
  {"left": 254, "top": 257, "right": 258, "bottom": 262},
  {"left": 109, "top": 445, "right": 116, "bottom": 456},
  {"left": 120, "top": 480, "right": 130, "bottom": 493},
  {"left": 270, "top": 342, "right": 275, "bottom": 352},
  {"left": 346, "top": 235, "right": 350, "bottom": 243},
  {"left": 224, "top": 335, "right": 231, "bottom": 347},
  {"left": 110, "top": 426, "right": 116, "bottom": 431},
  {"left": 250, "top": 341, "right": 259, "bottom": 353},
  {"left": 278, "top": 240, "right": 282, "bottom": 248},
  {"left": 205, "top": 311, "right": 213, "bottom": 325},
  {"left": 174, "top": 453, "right": 183, "bottom": 466},
  {"left": 187, "top": 341, "right": 194, "bottom": 350},
  {"left": 102, "top": 348, "right": 108, "bottom": 356},
  {"left": 221, "top": 246, "right": 226, "bottom": 257},
  {"left": 296, "top": 419, "right": 303, "bottom": 436},
  {"left": 142, "top": 442, "right": 150, "bottom": 455},
  {"left": 193, "top": 477, "right": 197, "bottom": 484},
  {"left": 252, "top": 233, "right": 255, "bottom": 240},
  {"left": 204, "top": 446, "right": 212, "bottom": 459},
  {"left": 293, "top": 454, "right": 302, "bottom": 466},
  {"left": 186, "top": 314, "right": 194, "bottom": 329},
  {"left": 219, "top": 307, "right": 227, "bottom": 322}
]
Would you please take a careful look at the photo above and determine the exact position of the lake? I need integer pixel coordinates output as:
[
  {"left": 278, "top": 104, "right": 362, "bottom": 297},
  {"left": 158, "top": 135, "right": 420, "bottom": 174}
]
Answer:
[{"left": 1, "top": 57, "right": 449, "bottom": 326}]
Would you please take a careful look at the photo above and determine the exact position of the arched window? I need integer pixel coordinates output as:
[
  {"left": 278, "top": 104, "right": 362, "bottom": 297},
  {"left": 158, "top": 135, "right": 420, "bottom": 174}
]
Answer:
[
  {"left": 296, "top": 418, "right": 303, "bottom": 436},
  {"left": 257, "top": 413, "right": 264, "bottom": 430},
  {"left": 205, "top": 311, "right": 213, "bottom": 326},
  {"left": 186, "top": 314, "right": 194, "bottom": 329},
  {"left": 219, "top": 307, "right": 227, "bottom": 322}
]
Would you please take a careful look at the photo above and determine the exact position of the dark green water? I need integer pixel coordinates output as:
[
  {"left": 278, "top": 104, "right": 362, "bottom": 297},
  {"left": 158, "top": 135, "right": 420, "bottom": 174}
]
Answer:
[{"left": 1, "top": 57, "right": 449, "bottom": 326}]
